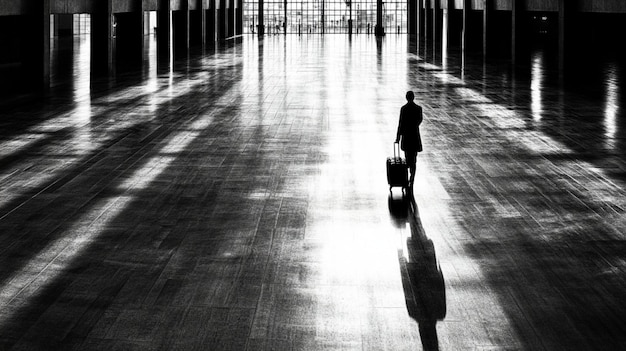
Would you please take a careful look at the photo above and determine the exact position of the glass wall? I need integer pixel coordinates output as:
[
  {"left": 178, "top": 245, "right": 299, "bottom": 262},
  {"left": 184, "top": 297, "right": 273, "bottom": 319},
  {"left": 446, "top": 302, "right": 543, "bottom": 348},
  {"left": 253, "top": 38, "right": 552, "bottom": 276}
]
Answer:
[
  {"left": 73, "top": 14, "right": 91, "bottom": 35},
  {"left": 353, "top": 0, "right": 376, "bottom": 34},
  {"left": 144, "top": 11, "right": 157, "bottom": 35},
  {"left": 294, "top": 0, "right": 324, "bottom": 34},
  {"left": 244, "top": 1, "right": 259, "bottom": 33},
  {"left": 265, "top": 0, "right": 286, "bottom": 34},
  {"left": 383, "top": 1, "right": 407, "bottom": 34},
  {"left": 243, "top": 0, "right": 406, "bottom": 34}
]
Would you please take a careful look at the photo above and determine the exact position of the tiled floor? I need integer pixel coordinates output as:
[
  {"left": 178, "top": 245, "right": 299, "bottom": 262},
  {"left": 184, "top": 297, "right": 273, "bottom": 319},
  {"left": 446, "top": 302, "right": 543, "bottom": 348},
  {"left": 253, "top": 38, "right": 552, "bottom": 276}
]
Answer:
[{"left": 0, "top": 34, "right": 625, "bottom": 350}]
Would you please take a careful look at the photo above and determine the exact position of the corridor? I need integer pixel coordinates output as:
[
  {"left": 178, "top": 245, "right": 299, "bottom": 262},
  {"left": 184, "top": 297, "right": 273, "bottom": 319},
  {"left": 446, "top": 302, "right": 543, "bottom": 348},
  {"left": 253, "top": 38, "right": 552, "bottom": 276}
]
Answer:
[{"left": 0, "top": 35, "right": 625, "bottom": 350}]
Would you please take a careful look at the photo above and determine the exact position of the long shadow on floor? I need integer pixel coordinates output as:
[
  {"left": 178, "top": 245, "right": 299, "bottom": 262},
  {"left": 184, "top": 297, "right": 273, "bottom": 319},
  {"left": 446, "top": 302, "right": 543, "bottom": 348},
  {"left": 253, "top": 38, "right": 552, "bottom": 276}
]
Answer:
[
  {"left": 0, "top": 49, "right": 249, "bottom": 349},
  {"left": 389, "top": 192, "right": 447, "bottom": 351}
]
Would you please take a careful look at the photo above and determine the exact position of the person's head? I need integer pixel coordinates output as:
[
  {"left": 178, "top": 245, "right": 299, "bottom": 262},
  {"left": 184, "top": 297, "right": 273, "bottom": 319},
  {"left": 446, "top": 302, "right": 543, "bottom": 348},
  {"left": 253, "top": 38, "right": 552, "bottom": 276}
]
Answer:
[{"left": 406, "top": 91, "right": 415, "bottom": 102}]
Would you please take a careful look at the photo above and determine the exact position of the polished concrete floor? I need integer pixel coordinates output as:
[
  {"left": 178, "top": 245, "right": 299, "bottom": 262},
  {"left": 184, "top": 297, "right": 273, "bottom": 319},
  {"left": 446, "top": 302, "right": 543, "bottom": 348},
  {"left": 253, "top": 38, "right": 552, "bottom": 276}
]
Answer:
[{"left": 0, "top": 34, "right": 626, "bottom": 350}]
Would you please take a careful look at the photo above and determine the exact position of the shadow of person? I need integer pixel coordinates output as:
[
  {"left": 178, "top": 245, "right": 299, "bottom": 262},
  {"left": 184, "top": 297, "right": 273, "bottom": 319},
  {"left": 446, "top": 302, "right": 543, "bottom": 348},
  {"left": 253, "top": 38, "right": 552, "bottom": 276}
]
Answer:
[{"left": 393, "top": 193, "right": 447, "bottom": 351}]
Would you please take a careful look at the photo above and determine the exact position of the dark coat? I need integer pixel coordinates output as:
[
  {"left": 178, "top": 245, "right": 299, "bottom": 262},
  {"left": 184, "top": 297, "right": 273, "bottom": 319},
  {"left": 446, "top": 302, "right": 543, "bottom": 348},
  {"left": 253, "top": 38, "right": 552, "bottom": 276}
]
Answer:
[{"left": 397, "top": 101, "right": 423, "bottom": 152}]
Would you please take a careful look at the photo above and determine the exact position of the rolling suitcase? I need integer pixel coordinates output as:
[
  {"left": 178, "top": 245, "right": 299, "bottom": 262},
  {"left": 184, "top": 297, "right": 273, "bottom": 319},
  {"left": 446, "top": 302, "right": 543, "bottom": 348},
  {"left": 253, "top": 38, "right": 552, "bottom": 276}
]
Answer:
[{"left": 387, "top": 142, "right": 408, "bottom": 192}]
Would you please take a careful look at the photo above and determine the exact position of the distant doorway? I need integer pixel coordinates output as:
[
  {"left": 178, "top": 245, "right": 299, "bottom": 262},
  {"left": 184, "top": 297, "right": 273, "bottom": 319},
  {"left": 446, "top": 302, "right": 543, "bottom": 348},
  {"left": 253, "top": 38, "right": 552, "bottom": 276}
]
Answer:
[{"left": 50, "top": 14, "right": 91, "bottom": 89}]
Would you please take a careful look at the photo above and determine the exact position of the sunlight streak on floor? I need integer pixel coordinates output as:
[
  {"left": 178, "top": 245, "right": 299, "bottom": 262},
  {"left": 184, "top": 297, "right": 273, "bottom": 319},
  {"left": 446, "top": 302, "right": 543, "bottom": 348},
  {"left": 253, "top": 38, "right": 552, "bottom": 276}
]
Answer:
[
  {"left": 0, "top": 194, "right": 133, "bottom": 329},
  {"left": 0, "top": 71, "right": 225, "bottom": 331},
  {"left": 604, "top": 63, "right": 619, "bottom": 143},
  {"left": 531, "top": 51, "right": 544, "bottom": 122},
  {"left": 0, "top": 109, "right": 218, "bottom": 329}
]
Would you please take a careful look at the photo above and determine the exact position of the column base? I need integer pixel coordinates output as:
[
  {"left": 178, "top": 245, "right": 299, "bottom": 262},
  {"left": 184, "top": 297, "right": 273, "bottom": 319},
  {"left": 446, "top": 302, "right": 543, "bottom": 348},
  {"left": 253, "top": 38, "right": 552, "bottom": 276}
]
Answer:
[{"left": 375, "top": 25, "right": 385, "bottom": 37}]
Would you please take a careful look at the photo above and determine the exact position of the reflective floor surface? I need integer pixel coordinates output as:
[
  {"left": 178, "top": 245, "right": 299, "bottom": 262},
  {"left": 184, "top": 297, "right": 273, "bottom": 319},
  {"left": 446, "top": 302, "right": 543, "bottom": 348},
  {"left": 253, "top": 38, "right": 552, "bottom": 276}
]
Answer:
[{"left": 0, "top": 35, "right": 625, "bottom": 350}]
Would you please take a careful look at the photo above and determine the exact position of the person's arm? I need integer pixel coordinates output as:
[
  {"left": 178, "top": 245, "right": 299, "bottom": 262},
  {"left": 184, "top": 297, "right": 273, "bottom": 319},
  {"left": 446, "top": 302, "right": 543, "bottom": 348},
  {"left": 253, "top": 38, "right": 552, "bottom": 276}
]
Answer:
[{"left": 417, "top": 106, "right": 423, "bottom": 126}]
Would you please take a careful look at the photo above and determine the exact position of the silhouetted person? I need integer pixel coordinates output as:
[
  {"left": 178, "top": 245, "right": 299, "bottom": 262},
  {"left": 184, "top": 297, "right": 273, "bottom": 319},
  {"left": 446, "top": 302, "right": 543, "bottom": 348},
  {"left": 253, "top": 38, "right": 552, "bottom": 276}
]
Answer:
[{"left": 395, "top": 91, "right": 423, "bottom": 188}]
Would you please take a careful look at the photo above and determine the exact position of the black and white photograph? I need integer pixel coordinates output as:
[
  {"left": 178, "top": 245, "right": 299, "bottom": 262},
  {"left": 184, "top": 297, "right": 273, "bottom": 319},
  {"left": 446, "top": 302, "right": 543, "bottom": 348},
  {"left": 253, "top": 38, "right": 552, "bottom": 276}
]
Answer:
[{"left": 0, "top": 0, "right": 625, "bottom": 349}]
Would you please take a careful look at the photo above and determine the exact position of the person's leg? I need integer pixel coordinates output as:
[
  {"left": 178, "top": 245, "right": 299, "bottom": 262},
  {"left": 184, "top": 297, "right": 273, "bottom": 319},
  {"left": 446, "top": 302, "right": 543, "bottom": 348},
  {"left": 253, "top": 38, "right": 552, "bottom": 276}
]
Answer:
[
  {"left": 406, "top": 151, "right": 417, "bottom": 186},
  {"left": 410, "top": 152, "right": 418, "bottom": 185}
]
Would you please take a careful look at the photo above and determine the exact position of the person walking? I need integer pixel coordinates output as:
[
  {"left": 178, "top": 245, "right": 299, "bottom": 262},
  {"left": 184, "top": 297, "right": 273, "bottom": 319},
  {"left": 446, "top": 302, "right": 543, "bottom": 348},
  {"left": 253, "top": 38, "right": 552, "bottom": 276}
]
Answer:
[{"left": 395, "top": 91, "right": 423, "bottom": 188}]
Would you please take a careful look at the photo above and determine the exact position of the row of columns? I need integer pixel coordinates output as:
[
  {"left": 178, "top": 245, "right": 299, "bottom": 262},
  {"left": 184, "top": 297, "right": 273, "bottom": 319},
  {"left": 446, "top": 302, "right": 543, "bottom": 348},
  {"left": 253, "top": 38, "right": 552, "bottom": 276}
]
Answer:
[
  {"left": 94, "top": 0, "right": 244, "bottom": 75},
  {"left": 405, "top": 0, "right": 592, "bottom": 73},
  {"left": 3, "top": 0, "right": 243, "bottom": 96}
]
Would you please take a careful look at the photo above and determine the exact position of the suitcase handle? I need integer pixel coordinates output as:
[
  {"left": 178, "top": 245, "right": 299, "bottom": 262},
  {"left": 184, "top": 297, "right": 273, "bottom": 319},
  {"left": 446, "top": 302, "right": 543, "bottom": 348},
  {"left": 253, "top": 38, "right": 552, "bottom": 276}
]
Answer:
[{"left": 393, "top": 142, "right": 401, "bottom": 158}]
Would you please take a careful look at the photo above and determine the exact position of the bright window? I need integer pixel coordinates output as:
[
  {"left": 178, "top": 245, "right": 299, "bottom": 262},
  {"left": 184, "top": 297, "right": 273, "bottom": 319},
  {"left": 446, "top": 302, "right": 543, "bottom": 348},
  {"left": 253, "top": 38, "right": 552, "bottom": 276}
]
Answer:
[{"left": 243, "top": 0, "right": 406, "bottom": 34}]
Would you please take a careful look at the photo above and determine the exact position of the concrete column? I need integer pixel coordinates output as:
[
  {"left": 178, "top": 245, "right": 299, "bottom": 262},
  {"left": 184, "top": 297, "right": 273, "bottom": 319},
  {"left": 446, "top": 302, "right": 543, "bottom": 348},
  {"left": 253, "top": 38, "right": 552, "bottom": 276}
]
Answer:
[
  {"left": 0, "top": 17, "right": 18, "bottom": 96},
  {"left": 20, "top": 0, "right": 50, "bottom": 93},
  {"left": 425, "top": 0, "right": 432, "bottom": 42},
  {"left": 348, "top": 0, "right": 352, "bottom": 35},
  {"left": 442, "top": 5, "right": 449, "bottom": 57},
  {"left": 558, "top": 0, "right": 578, "bottom": 75},
  {"left": 483, "top": 0, "right": 492, "bottom": 58},
  {"left": 321, "top": 0, "right": 325, "bottom": 34},
  {"left": 218, "top": 0, "right": 227, "bottom": 40},
  {"left": 375, "top": 0, "right": 384, "bottom": 36},
  {"left": 462, "top": 0, "right": 484, "bottom": 53},
  {"left": 284, "top": 0, "right": 288, "bottom": 34},
  {"left": 56, "top": 14, "right": 73, "bottom": 36},
  {"left": 462, "top": 0, "right": 470, "bottom": 52},
  {"left": 408, "top": 0, "right": 417, "bottom": 35},
  {"left": 115, "top": 11, "right": 144, "bottom": 70},
  {"left": 433, "top": 0, "right": 441, "bottom": 44},
  {"left": 237, "top": 0, "right": 244, "bottom": 35},
  {"left": 445, "top": 0, "right": 461, "bottom": 47},
  {"left": 417, "top": 0, "right": 424, "bottom": 38},
  {"left": 210, "top": 0, "right": 217, "bottom": 42},
  {"left": 173, "top": 4, "right": 189, "bottom": 58},
  {"left": 42, "top": 1, "right": 51, "bottom": 91},
  {"left": 228, "top": 0, "right": 235, "bottom": 37},
  {"left": 157, "top": 0, "right": 171, "bottom": 60},
  {"left": 190, "top": 0, "right": 203, "bottom": 46},
  {"left": 92, "top": 0, "right": 113, "bottom": 76},
  {"left": 258, "top": 0, "right": 264, "bottom": 35},
  {"left": 204, "top": 0, "right": 217, "bottom": 45},
  {"left": 511, "top": 0, "right": 526, "bottom": 66}
]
